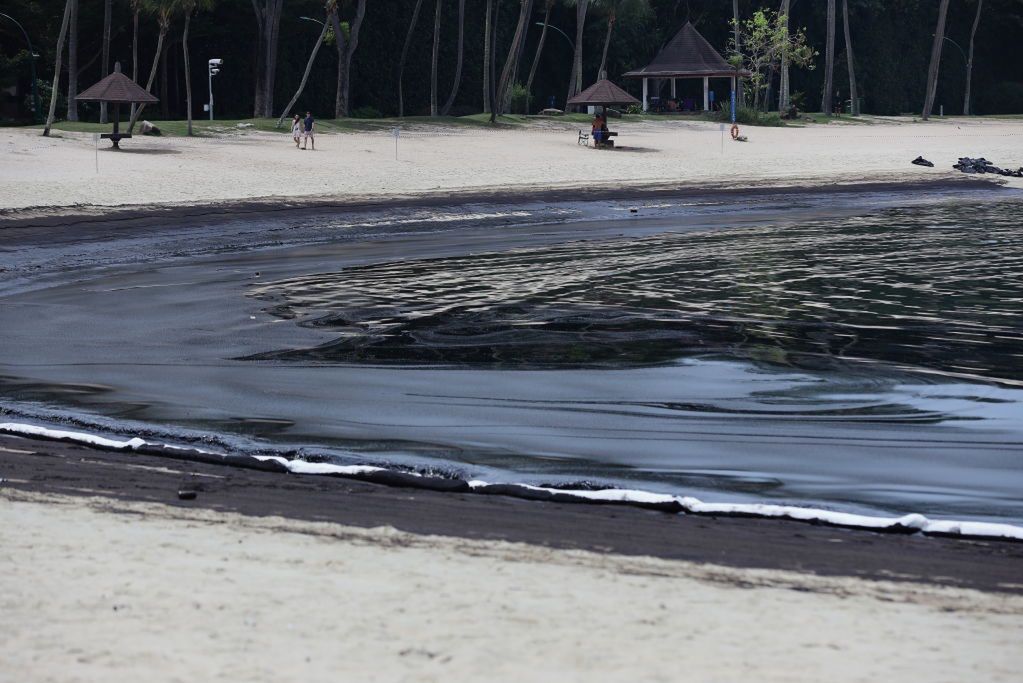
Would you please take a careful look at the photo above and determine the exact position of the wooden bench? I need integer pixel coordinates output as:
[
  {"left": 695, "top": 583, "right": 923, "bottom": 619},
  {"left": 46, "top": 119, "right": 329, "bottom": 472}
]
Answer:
[{"left": 579, "top": 130, "right": 618, "bottom": 147}]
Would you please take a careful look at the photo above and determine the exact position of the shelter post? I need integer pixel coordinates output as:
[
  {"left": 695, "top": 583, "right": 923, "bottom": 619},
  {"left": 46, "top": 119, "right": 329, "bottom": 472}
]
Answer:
[
  {"left": 703, "top": 77, "right": 709, "bottom": 111},
  {"left": 670, "top": 79, "right": 676, "bottom": 99},
  {"left": 642, "top": 78, "right": 648, "bottom": 111}
]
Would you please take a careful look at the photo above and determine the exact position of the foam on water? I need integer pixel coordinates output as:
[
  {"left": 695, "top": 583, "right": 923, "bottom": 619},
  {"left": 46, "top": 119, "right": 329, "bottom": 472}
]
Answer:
[{"left": 3, "top": 421, "right": 1021, "bottom": 541}]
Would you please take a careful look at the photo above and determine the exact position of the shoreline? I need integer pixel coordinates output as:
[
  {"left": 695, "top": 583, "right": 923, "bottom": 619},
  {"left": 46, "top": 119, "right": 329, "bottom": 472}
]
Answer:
[
  {"left": 3, "top": 432, "right": 1023, "bottom": 594},
  {"left": 0, "top": 175, "right": 1007, "bottom": 231}
]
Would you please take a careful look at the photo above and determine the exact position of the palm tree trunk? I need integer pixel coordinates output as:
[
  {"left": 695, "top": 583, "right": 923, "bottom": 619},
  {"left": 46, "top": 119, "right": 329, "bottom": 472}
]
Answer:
[
  {"left": 277, "top": 18, "right": 329, "bottom": 127},
  {"left": 597, "top": 12, "right": 614, "bottom": 80},
  {"left": 431, "top": 0, "right": 442, "bottom": 116},
  {"left": 183, "top": 11, "right": 193, "bottom": 135},
  {"left": 252, "top": 0, "right": 265, "bottom": 117},
  {"left": 565, "top": 0, "right": 588, "bottom": 109},
  {"left": 263, "top": 0, "right": 284, "bottom": 118},
  {"left": 398, "top": 0, "right": 425, "bottom": 117},
  {"left": 483, "top": 0, "right": 493, "bottom": 113},
  {"left": 129, "top": 18, "right": 169, "bottom": 132},
  {"left": 330, "top": 9, "right": 346, "bottom": 117},
  {"left": 497, "top": 0, "right": 535, "bottom": 114},
  {"left": 842, "top": 0, "right": 858, "bottom": 115},
  {"left": 778, "top": 0, "right": 789, "bottom": 112},
  {"left": 43, "top": 0, "right": 74, "bottom": 136},
  {"left": 330, "top": 0, "right": 366, "bottom": 118},
  {"left": 66, "top": 0, "right": 79, "bottom": 121},
  {"left": 964, "top": 0, "right": 982, "bottom": 116},
  {"left": 524, "top": 0, "right": 551, "bottom": 113},
  {"left": 733, "top": 0, "right": 742, "bottom": 105},
  {"left": 441, "top": 0, "right": 466, "bottom": 115},
  {"left": 131, "top": 5, "right": 139, "bottom": 120},
  {"left": 100, "top": 0, "right": 112, "bottom": 123},
  {"left": 922, "top": 0, "right": 951, "bottom": 119},
  {"left": 488, "top": 0, "right": 498, "bottom": 122},
  {"left": 821, "top": 0, "right": 835, "bottom": 113}
]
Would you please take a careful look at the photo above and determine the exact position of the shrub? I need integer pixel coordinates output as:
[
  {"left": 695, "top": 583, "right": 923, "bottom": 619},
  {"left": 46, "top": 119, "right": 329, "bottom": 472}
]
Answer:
[
  {"left": 508, "top": 83, "right": 529, "bottom": 114},
  {"left": 714, "top": 106, "right": 785, "bottom": 127},
  {"left": 350, "top": 105, "right": 383, "bottom": 119}
]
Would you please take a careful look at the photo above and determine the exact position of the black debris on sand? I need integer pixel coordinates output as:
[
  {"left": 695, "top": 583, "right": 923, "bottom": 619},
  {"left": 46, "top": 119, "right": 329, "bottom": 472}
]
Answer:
[
  {"left": 911, "top": 156, "right": 934, "bottom": 167},
  {"left": 953, "top": 157, "right": 1023, "bottom": 177}
]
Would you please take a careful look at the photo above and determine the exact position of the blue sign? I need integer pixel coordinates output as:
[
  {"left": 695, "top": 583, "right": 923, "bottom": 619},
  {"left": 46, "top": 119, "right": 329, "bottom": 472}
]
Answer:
[{"left": 730, "top": 90, "right": 736, "bottom": 123}]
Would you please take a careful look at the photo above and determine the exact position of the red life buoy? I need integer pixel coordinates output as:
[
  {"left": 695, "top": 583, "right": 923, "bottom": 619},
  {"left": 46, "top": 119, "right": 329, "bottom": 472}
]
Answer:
[{"left": 730, "top": 124, "right": 740, "bottom": 140}]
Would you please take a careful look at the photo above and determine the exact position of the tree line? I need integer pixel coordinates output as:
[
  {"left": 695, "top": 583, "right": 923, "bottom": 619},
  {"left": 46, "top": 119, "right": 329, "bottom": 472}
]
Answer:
[{"left": 2, "top": 0, "right": 1021, "bottom": 130}]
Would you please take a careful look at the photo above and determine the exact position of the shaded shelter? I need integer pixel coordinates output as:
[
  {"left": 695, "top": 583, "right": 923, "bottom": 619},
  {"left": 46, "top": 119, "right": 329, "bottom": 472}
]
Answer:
[
  {"left": 623, "top": 22, "right": 749, "bottom": 112},
  {"left": 566, "top": 79, "right": 641, "bottom": 115},
  {"left": 75, "top": 62, "right": 158, "bottom": 148}
]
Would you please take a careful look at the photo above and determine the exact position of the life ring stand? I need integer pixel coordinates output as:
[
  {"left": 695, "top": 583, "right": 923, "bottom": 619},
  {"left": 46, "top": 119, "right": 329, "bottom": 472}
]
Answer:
[{"left": 730, "top": 124, "right": 740, "bottom": 140}]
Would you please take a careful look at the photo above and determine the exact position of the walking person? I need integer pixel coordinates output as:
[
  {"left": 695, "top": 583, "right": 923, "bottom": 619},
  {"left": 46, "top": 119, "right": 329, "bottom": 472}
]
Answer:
[
  {"left": 301, "top": 111, "right": 315, "bottom": 150},
  {"left": 291, "top": 114, "right": 302, "bottom": 148}
]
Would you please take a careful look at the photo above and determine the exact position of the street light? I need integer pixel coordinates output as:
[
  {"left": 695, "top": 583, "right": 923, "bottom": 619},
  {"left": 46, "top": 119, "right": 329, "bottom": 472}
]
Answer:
[
  {"left": 208, "top": 58, "right": 222, "bottom": 120},
  {"left": 535, "top": 21, "right": 574, "bottom": 51},
  {"left": 0, "top": 12, "right": 40, "bottom": 123}
]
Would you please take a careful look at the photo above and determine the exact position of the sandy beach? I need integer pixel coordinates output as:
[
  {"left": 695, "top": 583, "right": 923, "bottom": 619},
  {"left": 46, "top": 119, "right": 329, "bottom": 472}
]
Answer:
[
  {"left": 2, "top": 117, "right": 1021, "bottom": 214},
  {"left": 3, "top": 436, "right": 1023, "bottom": 682}
]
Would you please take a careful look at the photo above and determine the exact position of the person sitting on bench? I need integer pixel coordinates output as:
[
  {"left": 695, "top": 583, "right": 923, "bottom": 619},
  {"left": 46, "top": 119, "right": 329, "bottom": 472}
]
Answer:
[{"left": 591, "top": 113, "right": 604, "bottom": 146}]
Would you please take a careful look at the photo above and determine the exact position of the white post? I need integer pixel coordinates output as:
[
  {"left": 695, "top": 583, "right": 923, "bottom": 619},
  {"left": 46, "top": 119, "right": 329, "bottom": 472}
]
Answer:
[
  {"left": 670, "top": 78, "right": 676, "bottom": 98},
  {"left": 703, "top": 76, "right": 709, "bottom": 111},
  {"left": 642, "top": 78, "right": 648, "bottom": 112},
  {"left": 208, "top": 68, "right": 213, "bottom": 121}
]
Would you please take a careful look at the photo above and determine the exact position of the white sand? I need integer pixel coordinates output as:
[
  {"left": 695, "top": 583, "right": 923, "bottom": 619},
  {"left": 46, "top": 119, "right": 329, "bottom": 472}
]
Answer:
[
  {"left": 2, "top": 491, "right": 1021, "bottom": 683},
  {"left": 2, "top": 117, "right": 1021, "bottom": 212}
]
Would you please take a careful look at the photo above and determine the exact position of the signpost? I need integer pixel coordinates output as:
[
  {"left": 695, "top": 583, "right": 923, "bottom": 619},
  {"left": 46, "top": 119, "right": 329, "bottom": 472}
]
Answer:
[
  {"left": 730, "top": 89, "right": 737, "bottom": 124},
  {"left": 392, "top": 127, "right": 400, "bottom": 160}
]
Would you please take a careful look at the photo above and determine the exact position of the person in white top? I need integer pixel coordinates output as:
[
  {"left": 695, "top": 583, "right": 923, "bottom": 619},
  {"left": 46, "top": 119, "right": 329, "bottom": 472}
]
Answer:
[{"left": 291, "top": 114, "right": 302, "bottom": 148}]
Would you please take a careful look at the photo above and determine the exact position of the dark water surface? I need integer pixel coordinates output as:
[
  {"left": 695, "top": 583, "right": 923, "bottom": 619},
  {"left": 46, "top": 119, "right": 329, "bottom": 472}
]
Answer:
[{"left": 2, "top": 190, "right": 1022, "bottom": 523}]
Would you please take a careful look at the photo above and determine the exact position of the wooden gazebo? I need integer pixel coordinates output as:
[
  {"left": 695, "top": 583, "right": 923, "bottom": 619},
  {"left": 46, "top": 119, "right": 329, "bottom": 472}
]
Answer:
[
  {"left": 75, "top": 62, "right": 158, "bottom": 148},
  {"left": 623, "top": 22, "right": 749, "bottom": 112}
]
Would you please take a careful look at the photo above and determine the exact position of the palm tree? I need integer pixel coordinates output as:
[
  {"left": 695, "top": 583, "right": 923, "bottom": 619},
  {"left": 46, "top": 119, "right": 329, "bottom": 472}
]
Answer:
[
  {"left": 496, "top": 0, "right": 535, "bottom": 114},
  {"left": 129, "top": 0, "right": 142, "bottom": 120},
  {"left": 128, "top": 0, "right": 175, "bottom": 132},
  {"left": 564, "top": 0, "right": 589, "bottom": 109},
  {"left": 842, "top": 0, "right": 858, "bottom": 115},
  {"left": 100, "top": 0, "right": 112, "bottom": 123},
  {"left": 182, "top": 0, "right": 214, "bottom": 135},
  {"left": 778, "top": 0, "right": 790, "bottom": 113},
  {"left": 252, "top": 0, "right": 285, "bottom": 118},
  {"left": 524, "top": 0, "right": 555, "bottom": 112},
  {"left": 964, "top": 0, "right": 983, "bottom": 115},
  {"left": 483, "top": 0, "right": 494, "bottom": 113},
  {"left": 922, "top": 0, "right": 951, "bottom": 120},
  {"left": 398, "top": 0, "right": 425, "bottom": 117},
  {"left": 733, "top": 0, "right": 742, "bottom": 105},
  {"left": 593, "top": 0, "right": 650, "bottom": 80},
  {"left": 487, "top": 0, "right": 498, "bottom": 121},
  {"left": 277, "top": 3, "right": 330, "bottom": 126},
  {"left": 821, "top": 0, "right": 835, "bottom": 113},
  {"left": 329, "top": 0, "right": 367, "bottom": 118},
  {"left": 66, "top": 0, "right": 78, "bottom": 121},
  {"left": 430, "top": 0, "right": 442, "bottom": 116},
  {"left": 43, "top": 0, "right": 74, "bottom": 136},
  {"left": 440, "top": 0, "right": 466, "bottom": 115}
]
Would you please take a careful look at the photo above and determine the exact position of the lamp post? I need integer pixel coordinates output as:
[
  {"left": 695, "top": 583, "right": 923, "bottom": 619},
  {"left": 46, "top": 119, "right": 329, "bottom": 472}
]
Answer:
[
  {"left": 535, "top": 21, "right": 573, "bottom": 51},
  {"left": 0, "top": 12, "right": 40, "bottom": 123},
  {"left": 208, "top": 58, "right": 222, "bottom": 120}
]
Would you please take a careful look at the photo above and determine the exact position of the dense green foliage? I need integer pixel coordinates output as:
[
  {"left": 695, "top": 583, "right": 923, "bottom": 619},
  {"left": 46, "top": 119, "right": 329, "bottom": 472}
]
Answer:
[{"left": 2, "top": 0, "right": 1022, "bottom": 123}]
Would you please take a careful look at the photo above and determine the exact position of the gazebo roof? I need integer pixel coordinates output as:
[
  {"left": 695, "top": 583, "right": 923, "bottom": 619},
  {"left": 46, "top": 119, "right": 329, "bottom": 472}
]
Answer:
[
  {"left": 623, "top": 22, "right": 746, "bottom": 78},
  {"left": 567, "top": 79, "right": 641, "bottom": 107},
  {"left": 75, "top": 62, "right": 158, "bottom": 104}
]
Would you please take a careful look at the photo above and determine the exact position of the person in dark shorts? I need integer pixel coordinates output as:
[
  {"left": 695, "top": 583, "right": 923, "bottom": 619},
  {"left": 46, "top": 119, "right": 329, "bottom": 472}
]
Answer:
[{"left": 302, "top": 112, "right": 315, "bottom": 150}]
